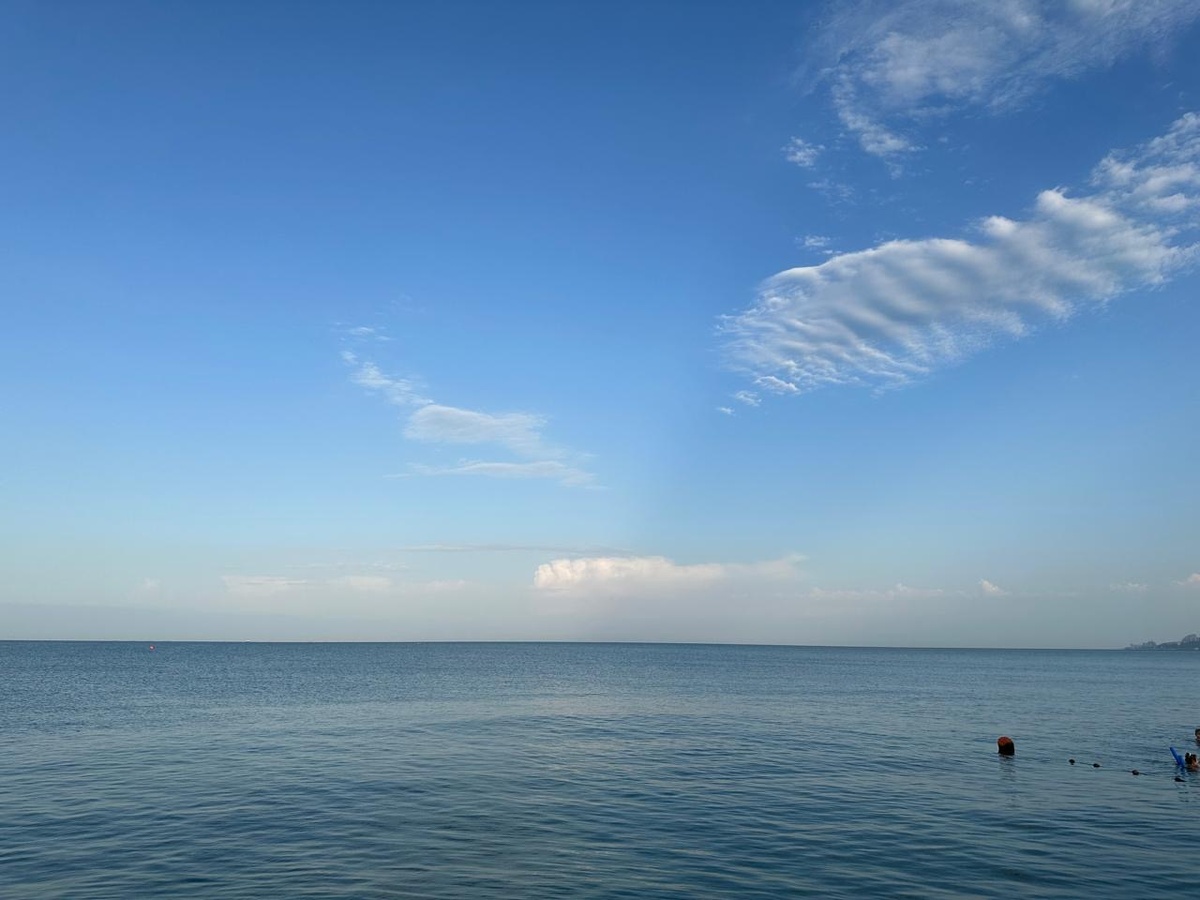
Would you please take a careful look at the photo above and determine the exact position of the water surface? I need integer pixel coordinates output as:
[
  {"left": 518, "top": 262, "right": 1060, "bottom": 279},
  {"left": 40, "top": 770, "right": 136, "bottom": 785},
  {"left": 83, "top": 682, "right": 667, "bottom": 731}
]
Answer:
[{"left": 2, "top": 642, "right": 1196, "bottom": 897}]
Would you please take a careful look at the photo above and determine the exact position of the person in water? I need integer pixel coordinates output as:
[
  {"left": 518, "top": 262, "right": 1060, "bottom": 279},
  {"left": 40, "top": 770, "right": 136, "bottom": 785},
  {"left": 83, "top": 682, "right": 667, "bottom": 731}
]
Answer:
[
  {"left": 1194, "top": 727, "right": 1200, "bottom": 745},
  {"left": 997, "top": 736, "right": 1015, "bottom": 756},
  {"left": 1187, "top": 753, "right": 1200, "bottom": 773}
]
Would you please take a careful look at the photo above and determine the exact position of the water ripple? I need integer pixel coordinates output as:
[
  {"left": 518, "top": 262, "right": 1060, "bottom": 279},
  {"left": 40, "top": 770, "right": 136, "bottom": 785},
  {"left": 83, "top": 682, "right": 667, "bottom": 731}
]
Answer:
[{"left": 2, "top": 642, "right": 1197, "bottom": 897}]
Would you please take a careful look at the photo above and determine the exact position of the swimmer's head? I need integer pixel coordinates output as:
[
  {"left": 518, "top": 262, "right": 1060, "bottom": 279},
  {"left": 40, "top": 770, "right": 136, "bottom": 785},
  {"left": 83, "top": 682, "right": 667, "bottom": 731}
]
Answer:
[{"left": 997, "top": 736, "right": 1015, "bottom": 756}]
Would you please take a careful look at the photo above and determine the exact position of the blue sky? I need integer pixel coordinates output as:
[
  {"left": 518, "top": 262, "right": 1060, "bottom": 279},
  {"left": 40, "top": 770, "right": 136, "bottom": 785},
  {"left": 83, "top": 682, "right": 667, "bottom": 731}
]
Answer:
[{"left": 3, "top": 0, "right": 1199, "bottom": 646}]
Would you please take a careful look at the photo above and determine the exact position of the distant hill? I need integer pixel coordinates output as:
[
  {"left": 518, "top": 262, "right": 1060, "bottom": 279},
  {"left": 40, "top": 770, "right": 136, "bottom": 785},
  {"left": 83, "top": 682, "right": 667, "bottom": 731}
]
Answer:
[{"left": 1126, "top": 633, "right": 1200, "bottom": 650}]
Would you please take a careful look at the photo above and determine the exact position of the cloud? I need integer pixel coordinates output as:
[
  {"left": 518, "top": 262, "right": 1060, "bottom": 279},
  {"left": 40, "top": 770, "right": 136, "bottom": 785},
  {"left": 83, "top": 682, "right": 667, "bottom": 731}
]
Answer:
[
  {"left": 342, "top": 352, "right": 596, "bottom": 487},
  {"left": 342, "top": 325, "right": 392, "bottom": 341},
  {"left": 722, "top": 115, "right": 1200, "bottom": 396},
  {"left": 807, "top": 582, "right": 949, "bottom": 603},
  {"left": 223, "top": 573, "right": 398, "bottom": 596},
  {"left": 343, "top": 353, "right": 429, "bottom": 407},
  {"left": 806, "top": 178, "right": 856, "bottom": 204},
  {"left": 801, "top": 234, "right": 832, "bottom": 251},
  {"left": 979, "top": 579, "right": 1007, "bottom": 596},
  {"left": 1175, "top": 572, "right": 1200, "bottom": 587},
  {"left": 404, "top": 459, "right": 595, "bottom": 487},
  {"left": 754, "top": 375, "right": 800, "bottom": 395},
  {"left": 328, "top": 575, "right": 393, "bottom": 592},
  {"left": 831, "top": 80, "right": 915, "bottom": 161},
  {"left": 534, "top": 554, "right": 804, "bottom": 592},
  {"left": 404, "top": 404, "right": 553, "bottom": 458},
  {"left": 784, "top": 137, "right": 823, "bottom": 168},
  {"left": 1109, "top": 581, "right": 1149, "bottom": 593},
  {"left": 288, "top": 559, "right": 407, "bottom": 573},
  {"left": 218, "top": 572, "right": 485, "bottom": 613},
  {"left": 809, "top": 0, "right": 1200, "bottom": 160},
  {"left": 396, "top": 542, "right": 629, "bottom": 554},
  {"left": 221, "top": 575, "right": 312, "bottom": 597},
  {"left": 528, "top": 554, "right": 986, "bottom": 643}
]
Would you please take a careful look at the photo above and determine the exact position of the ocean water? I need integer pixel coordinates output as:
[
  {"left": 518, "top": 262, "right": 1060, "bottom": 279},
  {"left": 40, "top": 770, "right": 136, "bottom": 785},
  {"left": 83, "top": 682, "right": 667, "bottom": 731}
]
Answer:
[{"left": 1, "top": 642, "right": 1198, "bottom": 898}]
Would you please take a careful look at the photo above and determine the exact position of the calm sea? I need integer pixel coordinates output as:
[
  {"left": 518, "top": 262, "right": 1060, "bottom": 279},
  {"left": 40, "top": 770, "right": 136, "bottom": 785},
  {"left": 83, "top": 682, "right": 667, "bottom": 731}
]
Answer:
[{"left": 1, "top": 642, "right": 1197, "bottom": 898}]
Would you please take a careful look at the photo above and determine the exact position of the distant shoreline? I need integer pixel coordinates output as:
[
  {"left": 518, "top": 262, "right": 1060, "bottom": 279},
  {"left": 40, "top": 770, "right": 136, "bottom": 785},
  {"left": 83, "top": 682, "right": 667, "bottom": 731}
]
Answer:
[{"left": 1125, "top": 634, "right": 1200, "bottom": 651}]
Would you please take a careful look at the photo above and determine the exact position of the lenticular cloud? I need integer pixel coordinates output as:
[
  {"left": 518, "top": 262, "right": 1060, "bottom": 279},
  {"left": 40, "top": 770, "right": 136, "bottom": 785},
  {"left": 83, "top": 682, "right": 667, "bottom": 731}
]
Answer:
[{"left": 723, "top": 114, "right": 1200, "bottom": 399}]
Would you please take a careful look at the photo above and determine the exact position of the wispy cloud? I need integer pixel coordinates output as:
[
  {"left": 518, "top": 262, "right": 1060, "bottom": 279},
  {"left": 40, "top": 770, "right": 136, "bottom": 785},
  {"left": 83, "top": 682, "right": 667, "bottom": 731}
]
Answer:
[
  {"left": 806, "top": 177, "right": 856, "bottom": 205},
  {"left": 404, "top": 405, "right": 555, "bottom": 458},
  {"left": 1175, "top": 572, "right": 1200, "bottom": 587},
  {"left": 221, "top": 575, "right": 313, "bottom": 597},
  {"left": 979, "top": 578, "right": 1007, "bottom": 596},
  {"left": 341, "top": 325, "right": 392, "bottom": 342},
  {"left": 784, "top": 136, "right": 823, "bottom": 168},
  {"left": 1109, "top": 581, "right": 1149, "bottom": 593},
  {"left": 342, "top": 338, "right": 595, "bottom": 487},
  {"left": 343, "top": 352, "right": 430, "bottom": 407},
  {"left": 328, "top": 575, "right": 393, "bottom": 593},
  {"left": 396, "top": 542, "right": 629, "bottom": 554},
  {"left": 222, "top": 574, "right": 397, "bottom": 596},
  {"left": 287, "top": 559, "right": 408, "bottom": 573},
  {"left": 404, "top": 459, "right": 595, "bottom": 487},
  {"left": 722, "top": 114, "right": 1200, "bottom": 396},
  {"left": 808, "top": 0, "right": 1200, "bottom": 161}
]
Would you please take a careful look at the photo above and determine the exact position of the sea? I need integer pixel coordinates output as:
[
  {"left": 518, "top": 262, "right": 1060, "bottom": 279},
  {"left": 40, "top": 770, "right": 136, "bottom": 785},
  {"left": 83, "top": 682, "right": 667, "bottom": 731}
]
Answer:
[{"left": 1, "top": 642, "right": 1197, "bottom": 898}]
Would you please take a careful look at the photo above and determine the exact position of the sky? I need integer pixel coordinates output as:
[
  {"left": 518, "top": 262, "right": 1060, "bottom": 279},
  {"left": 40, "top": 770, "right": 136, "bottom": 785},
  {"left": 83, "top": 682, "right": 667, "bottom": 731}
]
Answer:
[{"left": 3, "top": 0, "right": 1199, "bottom": 647}]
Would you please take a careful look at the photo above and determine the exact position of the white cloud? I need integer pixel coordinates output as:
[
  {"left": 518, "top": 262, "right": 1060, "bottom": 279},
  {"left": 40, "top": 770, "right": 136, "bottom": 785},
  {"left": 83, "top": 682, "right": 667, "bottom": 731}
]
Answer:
[
  {"left": 343, "top": 354, "right": 596, "bottom": 487},
  {"left": 810, "top": 0, "right": 1200, "bottom": 160},
  {"left": 733, "top": 390, "right": 760, "bottom": 406},
  {"left": 1109, "top": 581, "right": 1149, "bottom": 593},
  {"left": 223, "top": 573, "right": 398, "bottom": 596},
  {"left": 784, "top": 137, "right": 823, "bottom": 168},
  {"left": 404, "top": 459, "right": 595, "bottom": 487},
  {"left": 722, "top": 115, "right": 1200, "bottom": 395},
  {"left": 328, "top": 575, "right": 394, "bottom": 592},
  {"left": 222, "top": 575, "right": 311, "bottom": 597},
  {"left": 801, "top": 234, "right": 832, "bottom": 251},
  {"left": 344, "top": 355, "right": 430, "bottom": 407},
  {"left": 807, "top": 582, "right": 949, "bottom": 603},
  {"left": 807, "top": 178, "right": 856, "bottom": 204},
  {"left": 404, "top": 404, "right": 553, "bottom": 458},
  {"left": 396, "top": 542, "right": 628, "bottom": 554},
  {"left": 343, "top": 325, "right": 391, "bottom": 341},
  {"left": 831, "top": 80, "right": 915, "bottom": 161},
  {"left": 754, "top": 375, "right": 800, "bottom": 394},
  {"left": 1175, "top": 572, "right": 1200, "bottom": 587},
  {"left": 979, "top": 578, "right": 1007, "bottom": 596},
  {"left": 528, "top": 555, "right": 989, "bottom": 642},
  {"left": 534, "top": 554, "right": 804, "bottom": 592},
  {"left": 716, "top": 406, "right": 734, "bottom": 415},
  {"left": 289, "top": 559, "right": 408, "bottom": 573}
]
